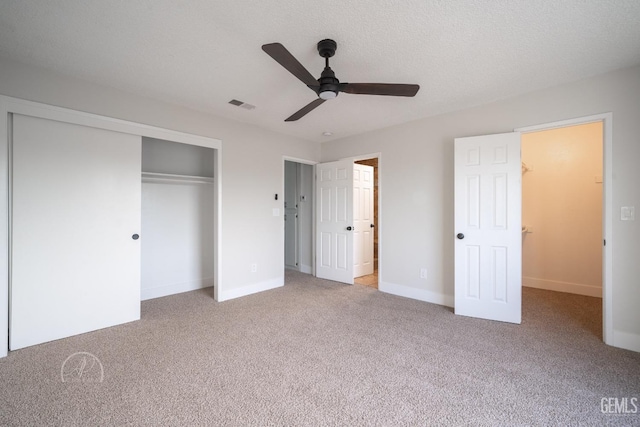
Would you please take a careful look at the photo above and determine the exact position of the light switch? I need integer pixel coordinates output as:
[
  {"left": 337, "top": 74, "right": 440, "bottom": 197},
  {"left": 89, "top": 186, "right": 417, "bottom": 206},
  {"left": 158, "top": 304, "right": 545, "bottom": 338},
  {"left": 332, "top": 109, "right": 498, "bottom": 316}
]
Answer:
[
  {"left": 594, "top": 175, "right": 603, "bottom": 183},
  {"left": 621, "top": 206, "right": 635, "bottom": 221}
]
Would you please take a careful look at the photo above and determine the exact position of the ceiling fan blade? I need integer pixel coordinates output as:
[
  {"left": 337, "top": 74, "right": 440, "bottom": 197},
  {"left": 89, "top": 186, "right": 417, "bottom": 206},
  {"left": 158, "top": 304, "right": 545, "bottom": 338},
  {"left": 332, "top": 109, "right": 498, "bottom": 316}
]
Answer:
[
  {"left": 285, "top": 98, "right": 326, "bottom": 122},
  {"left": 339, "top": 83, "right": 420, "bottom": 97},
  {"left": 262, "top": 43, "right": 318, "bottom": 87}
]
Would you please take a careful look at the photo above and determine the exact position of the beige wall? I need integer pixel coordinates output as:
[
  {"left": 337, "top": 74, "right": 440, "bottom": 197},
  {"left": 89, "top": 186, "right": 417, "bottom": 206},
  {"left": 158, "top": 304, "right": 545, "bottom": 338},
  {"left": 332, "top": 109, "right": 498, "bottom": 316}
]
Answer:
[
  {"left": 1, "top": 55, "right": 638, "bottom": 352},
  {"left": 322, "top": 64, "right": 640, "bottom": 352},
  {"left": 521, "top": 123, "right": 603, "bottom": 297}
]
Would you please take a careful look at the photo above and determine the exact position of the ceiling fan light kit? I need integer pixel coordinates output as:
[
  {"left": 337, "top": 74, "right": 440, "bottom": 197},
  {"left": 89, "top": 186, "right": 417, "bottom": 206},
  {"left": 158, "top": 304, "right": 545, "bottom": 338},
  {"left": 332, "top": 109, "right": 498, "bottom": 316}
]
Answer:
[{"left": 262, "top": 39, "right": 420, "bottom": 121}]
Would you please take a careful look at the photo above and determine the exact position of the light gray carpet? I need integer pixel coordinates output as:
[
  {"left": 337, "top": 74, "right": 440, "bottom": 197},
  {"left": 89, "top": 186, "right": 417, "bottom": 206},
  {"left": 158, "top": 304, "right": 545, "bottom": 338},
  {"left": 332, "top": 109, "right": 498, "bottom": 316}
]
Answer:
[{"left": 1, "top": 271, "right": 639, "bottom": 426}]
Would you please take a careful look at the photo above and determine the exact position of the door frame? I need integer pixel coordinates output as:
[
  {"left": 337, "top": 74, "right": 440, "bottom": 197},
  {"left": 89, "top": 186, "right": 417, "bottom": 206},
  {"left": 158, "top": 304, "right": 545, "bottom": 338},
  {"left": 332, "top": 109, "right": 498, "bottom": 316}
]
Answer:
[
  {"left": 0, "top": 95, "right": 223, "bottom": 358},
  {"left": 515, "top": 112, "right": 612, "bottom": 345},
  {"left": 282, "top": 156, "right": 317, "bottom": 276}
]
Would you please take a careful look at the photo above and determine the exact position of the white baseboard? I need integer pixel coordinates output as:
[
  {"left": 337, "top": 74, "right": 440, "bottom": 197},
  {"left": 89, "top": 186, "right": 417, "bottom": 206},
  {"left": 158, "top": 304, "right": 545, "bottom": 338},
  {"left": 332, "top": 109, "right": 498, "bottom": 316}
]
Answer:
[
  {"left": 218, "top": 277, "right": 284, "bottom": 302},
  {"left": 379, "top": 281, "right": 454, "bottom": 308},
  {"left": 299, "top": 264, "right": 312, "bottom": 274},
  {"left": 612, "top": 330, "right": 640, "bottom": 353},
  {"left": 141, "top": 278, "right": 214, "bottom": 301},
  {"left": 522, "top": 276, "right": 602, "bottom": 298}
]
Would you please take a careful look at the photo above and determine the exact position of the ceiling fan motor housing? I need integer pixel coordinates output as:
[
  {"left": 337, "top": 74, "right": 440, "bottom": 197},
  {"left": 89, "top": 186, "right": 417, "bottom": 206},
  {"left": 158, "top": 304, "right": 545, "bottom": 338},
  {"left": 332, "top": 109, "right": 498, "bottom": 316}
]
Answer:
[
  {"left": 316, "top": 39, "right": 339, "bottom": 99},
  {"left": 318, "top": 67, "right": 339, "bottom": 99}
]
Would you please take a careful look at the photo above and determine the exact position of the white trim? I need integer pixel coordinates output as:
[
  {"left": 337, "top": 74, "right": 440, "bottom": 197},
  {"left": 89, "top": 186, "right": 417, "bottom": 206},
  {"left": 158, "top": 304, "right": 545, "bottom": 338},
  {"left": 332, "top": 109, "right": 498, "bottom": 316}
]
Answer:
[
  {"left": 515, "top": 114, "right": 608, "bottom": 133},
  {"left": 218, "top": 277, "right": 283, "bottom": 302},
  {"left": 611, "top": 331, "right": 640, "bottom": 353},
  {"left": 379, "top": 281, "right": 454, "bottom": 308},
  {"left": 141, "top": 172, "right": 214, "bottom": 185},
  {"left": 515, "top": 112, "right": 613, "bottom": 346},
  {"left": 282, "top": 155, "right": 318, "bottom": 166},
  {"left": 141, "top": 278, "right": 214, "bottom": 301},
  {"left": 522, "top": 277, "right": 602, "bottom": 298},
  {"left": 0, "top": 95, "right": 223, "bottom": 358},
  {"left": 344, "top": 152, "right": 382, "bottom": 163},
  {"left": 4, "top": 96, "right": 219, "bottom": 148}
]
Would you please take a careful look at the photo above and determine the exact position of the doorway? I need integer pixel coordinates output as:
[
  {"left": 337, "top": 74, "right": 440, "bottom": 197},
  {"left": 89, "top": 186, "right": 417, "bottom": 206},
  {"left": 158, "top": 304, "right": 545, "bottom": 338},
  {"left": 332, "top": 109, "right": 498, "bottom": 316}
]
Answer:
[
  {"left": 354, "top": 158, "right": 379, "bottom": 289},
  {"left": 453, "top": 113, "right": 611, "bottom": 337},
  {"left": 521, "top": 122, "right": 603, "bottom": 298},
  {"left": 284, "top": 159, "right": 314, "bottom": 274},
  {"left": 314, "top": 154, "right": 381, "bottom": 287},
  {"left": 516, "top": 113, "right": 612, "bottom": 343}
]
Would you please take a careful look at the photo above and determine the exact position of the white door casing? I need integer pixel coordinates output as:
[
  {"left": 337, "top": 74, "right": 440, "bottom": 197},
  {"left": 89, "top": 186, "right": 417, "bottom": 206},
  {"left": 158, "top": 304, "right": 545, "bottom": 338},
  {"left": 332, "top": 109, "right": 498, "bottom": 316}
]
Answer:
[
  {"left": 316, "top": 160, "right": 354, "bottom": 284},
  {"left": 10, "top": 114, "right": 142, "bottom": 350},
  {"left": 454, "top": 132, "right": 522, "bottom": 324},
  {"left": 353, "top": 163, "right": 374, "bottom": 277}
]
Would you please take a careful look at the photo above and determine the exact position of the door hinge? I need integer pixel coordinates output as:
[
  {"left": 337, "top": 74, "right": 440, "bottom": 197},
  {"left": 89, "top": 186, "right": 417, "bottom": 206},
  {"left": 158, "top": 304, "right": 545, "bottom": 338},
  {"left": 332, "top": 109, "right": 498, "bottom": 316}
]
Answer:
[{"left": 604, "top": 239, "right": 606, "bottom": 246}]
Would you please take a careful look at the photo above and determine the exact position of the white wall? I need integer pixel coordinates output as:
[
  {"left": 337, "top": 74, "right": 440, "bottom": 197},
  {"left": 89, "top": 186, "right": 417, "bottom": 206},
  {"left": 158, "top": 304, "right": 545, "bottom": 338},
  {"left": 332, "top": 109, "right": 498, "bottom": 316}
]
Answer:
[
  {"left": 522, "top": 123, "right": 603, "bottom": 297},
  {"left": 321, "top": 65, "right": 640, "bottom": 352},
  {"left": 141, "top": 180, "right": 215, "bottom": 300},
  {"left": 0, "top": 57, "right": 320, "bottom": 301},
  {"left": 142, "top": 137, "right": 215, "bottom": 177}
]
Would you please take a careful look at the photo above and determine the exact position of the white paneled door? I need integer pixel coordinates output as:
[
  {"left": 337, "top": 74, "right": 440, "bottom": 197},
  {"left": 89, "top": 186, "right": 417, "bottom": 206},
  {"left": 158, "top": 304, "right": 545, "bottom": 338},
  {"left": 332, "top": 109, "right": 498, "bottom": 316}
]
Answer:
[
  {"left": 11, "top": 114, "right": 141, "bottom": 350},
  {"left": 353, "top": 163, "right": 374, "bottom": 278},
  {"left": 316, "top": 160, "right": 354, "bottom": 284},
  {"left": 454, "top": 132, "right": 522, "bottom": 323}
]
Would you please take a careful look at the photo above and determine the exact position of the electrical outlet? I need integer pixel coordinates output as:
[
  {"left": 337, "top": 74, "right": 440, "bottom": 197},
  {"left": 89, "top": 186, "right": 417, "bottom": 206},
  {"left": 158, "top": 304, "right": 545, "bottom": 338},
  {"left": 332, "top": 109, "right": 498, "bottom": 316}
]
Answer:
[
  {"left": 420, "top": 268, "right": 428, "bottom": 279},
  {"left": 251, "top": 263, "right": 257, "bottom": 273}
]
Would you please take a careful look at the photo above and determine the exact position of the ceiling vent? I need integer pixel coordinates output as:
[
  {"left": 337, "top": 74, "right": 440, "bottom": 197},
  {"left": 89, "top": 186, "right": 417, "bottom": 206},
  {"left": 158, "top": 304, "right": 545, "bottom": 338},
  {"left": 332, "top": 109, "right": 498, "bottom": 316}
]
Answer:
[{"left": 228, "top": 99, "right": 256, "bottom": 110}]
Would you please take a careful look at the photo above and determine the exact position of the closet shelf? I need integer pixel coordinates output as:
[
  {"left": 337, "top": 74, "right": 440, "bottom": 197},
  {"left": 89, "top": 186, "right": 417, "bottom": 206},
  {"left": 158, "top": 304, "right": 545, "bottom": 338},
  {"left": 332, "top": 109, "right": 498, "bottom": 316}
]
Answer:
[{"left": 142, "top": 172, "right": 214, "bottom": 185}]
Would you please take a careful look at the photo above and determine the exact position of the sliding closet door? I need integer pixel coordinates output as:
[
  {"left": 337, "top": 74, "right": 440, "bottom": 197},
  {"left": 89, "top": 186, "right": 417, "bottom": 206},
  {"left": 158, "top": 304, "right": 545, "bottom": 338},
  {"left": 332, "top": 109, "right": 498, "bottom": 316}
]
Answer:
[{"left": 11, "top": 114, "right": 141, "bottom": 350}]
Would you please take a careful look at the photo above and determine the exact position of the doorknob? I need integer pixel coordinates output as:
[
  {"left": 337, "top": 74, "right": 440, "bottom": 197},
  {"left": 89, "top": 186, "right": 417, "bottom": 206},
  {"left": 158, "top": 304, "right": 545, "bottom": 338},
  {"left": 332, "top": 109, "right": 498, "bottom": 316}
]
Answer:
[
  {"left": 370, "top": 224, "right": 375, "bottom": 228},
  {"left": 132, "top": 234, "right": 140, "bottom": 240},
  {"left": 456, "top": 233, "right": 464, "bottom": 240},
  {"left": 346, "top": 226, "right": 353, "bottom": 231}
]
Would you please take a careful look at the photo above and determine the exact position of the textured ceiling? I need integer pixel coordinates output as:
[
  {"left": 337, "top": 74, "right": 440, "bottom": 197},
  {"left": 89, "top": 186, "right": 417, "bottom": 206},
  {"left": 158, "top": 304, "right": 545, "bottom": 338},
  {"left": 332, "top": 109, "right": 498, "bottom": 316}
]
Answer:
[{"left": 1, "top": 1, "right": 639, "bottom": 143}]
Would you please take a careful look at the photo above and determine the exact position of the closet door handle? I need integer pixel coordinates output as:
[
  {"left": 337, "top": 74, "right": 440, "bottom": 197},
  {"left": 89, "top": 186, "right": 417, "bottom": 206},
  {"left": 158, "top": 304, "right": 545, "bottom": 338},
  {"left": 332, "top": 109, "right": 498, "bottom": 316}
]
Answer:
[{"left": 132, "top": 234, "right": 140, "bottom": 240}]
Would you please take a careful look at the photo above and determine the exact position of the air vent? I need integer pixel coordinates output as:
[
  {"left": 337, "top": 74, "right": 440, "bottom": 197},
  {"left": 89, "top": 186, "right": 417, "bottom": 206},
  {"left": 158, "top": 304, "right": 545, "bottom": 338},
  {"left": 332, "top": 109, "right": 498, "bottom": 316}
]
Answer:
[{"left": 228, "top": 99, "right": 256, "bottom": 110}]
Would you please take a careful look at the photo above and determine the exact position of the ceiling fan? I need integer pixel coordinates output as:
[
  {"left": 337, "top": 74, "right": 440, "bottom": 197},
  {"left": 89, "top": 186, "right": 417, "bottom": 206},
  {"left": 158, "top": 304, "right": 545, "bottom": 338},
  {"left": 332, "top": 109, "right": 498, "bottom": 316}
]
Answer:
[{"left": 262, "top": 39, "right": 420, "bottom": 122}]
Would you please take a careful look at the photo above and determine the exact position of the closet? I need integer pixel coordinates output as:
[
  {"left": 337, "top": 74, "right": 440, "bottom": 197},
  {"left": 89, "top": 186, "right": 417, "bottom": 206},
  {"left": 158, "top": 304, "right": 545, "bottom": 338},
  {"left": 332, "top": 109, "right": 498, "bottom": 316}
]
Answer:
[
  {"left": 141, "top": 137, "right": 215, "bottom": 300},
  {"left": 2, "top": 96, "right": 221, "bottom": 355}
]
